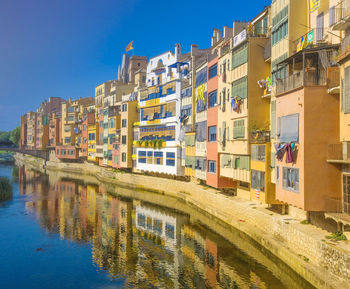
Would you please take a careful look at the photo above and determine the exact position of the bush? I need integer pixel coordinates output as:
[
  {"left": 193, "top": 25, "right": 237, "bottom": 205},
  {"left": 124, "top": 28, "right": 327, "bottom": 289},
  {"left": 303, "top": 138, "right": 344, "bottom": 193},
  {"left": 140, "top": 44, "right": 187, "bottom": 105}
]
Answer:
[
  {"left": 0, "top": 177, "right": 12, "bottom": 200},
  {"left": 325, "top": 232, "right": 347, "bottom": 241}
]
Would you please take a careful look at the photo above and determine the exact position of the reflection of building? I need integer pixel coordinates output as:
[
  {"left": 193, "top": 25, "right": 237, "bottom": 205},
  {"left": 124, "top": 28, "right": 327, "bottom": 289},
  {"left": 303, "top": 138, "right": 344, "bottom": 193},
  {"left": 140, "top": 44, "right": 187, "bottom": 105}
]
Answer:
[{"left": 19, "top": 168, "right": 289, "bottom": 288}]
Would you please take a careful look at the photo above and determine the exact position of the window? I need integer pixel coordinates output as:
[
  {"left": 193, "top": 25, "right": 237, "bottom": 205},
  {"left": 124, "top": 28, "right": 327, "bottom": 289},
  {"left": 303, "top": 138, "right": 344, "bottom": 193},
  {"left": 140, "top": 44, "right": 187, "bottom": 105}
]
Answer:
[
  {"left": 344, "top": 67, "right": 350, "bottom": 113},
  {"left": 64, "top": 137, "right": 71, "bottom": 144},
  {"left": 114, "top": 155, "right": 119, "bottom": 164},
  {"left": 232, "top": 44, "right": 248, "bottom": 69},
  {"left": 68, "top": 115, "right": 74, "bottom": 122},
  {"left": 122, "top": 152, "right": 126, "bottom": 162},
  {"left": 208, "top": 64, "right": 217, "bottom": 79},
  {"left": 316, "top": 12, "right": 324, "bottom": 41},
  {"left": 277, "top": 113, "right": 299, "bottom": 142},
  {"left": 271, "top": 100, "right": 276, "bottom": 138},
  {"left": 251, "top": 170, "right": 265, "bottom": 192},
  {"left": 251, "top": 145, "right": 265, "bottom": 161},
  {"left": 282, "top": 167, "right": 299, "bottom": 192},
  {"left": 83, "top": 124, "right": 87, "bottom": 131},
  {"left": 208, "top": 90, "right": 217, "bottom": 108},
  {"left": 56, "top": 149, "right": 59, "bottom": 154},
  {"left": 232, "top": 77, "right": 248, "bottom": 99},
  {"left": 329, "top": 6, "right": 335, "bottom": 26},
  {"left": 67, "top": 107, "right": 74, "bottom": 113},
  {"left": 138, "top": 151, "right": 146, "bottom": 163},
  {"left": 208, "top": 161, "right": 216, "bottom": 173},
  {"left": 208, "top": 126, "right": 217, "bottom": 142},
  {"left": 122, "top": 104, "right": 127, "bottom": 112},
  {"left": 88, "top": 133, "right": 95, "bottom": 141},
  {"left": 109, "top": 119, "right": 115, "bottom": 128},
  {"left": 233, "top": 155, "right": 250, "bottom": 170},
  {"left": 147, "top": 151, "right": 153, "bottom": 164},
  {"left": 166, "top": 152, "right": 175, "bottom": 166},
  {"left": 343, "top": 175, "right": 350, "bottom": 213},
  {"left": 276, "top": 166, "right": 279, "bottom": 185},
  {"left": 122, "top": 135, "right": 127, "bottom": 144},
  {"left": 233, "top": 119, "right": 245, "bottom": 139},
  {"left": 122, "top": 119, "right": 127, "bottom": 128},
  {"left": 154, "top": 151, "right": 163, "bottom": 165},
  {"left": 272, "top": 20, "right": 288, "bottom": 46}
]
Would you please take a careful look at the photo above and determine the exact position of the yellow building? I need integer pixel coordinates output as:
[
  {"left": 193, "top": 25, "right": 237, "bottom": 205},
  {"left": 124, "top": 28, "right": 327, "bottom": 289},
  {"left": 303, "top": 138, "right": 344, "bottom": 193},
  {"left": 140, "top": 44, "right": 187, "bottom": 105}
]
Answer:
[
  {"left": 217, "top": 9, "right": 272, "bottom": 200},
  {"left": 120, "top": 93, "right": 138, "bottom": 170},
  {"left": 326, "top": 0, "right": 350, "bottom": 224},
  {"left": 87, "top": 122, "right": 99, "bottom": 162}
]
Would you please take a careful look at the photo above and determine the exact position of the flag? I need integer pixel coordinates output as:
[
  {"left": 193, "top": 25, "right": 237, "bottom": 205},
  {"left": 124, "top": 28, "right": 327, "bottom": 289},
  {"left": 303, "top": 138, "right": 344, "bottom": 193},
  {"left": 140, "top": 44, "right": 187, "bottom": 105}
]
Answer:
[{"left": 125, "top": 41, "right": 134, "bottom": 52}]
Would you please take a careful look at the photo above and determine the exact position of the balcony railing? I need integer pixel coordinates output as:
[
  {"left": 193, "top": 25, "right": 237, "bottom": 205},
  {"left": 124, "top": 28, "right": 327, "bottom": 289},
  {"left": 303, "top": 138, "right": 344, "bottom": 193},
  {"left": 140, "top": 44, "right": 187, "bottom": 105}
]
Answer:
[
  {"left": 327, "top": 144, "right": 343, "bottom": 161},
  {"left": 332, "top": 0, "right": 350, "bottom": 30},
  {"left": 340, "top": 33, "right": 350, "bottom": 56},
  {"left": 250, "top": 130, "right": 270, "bottom": 143},
  {"left": 276, "top": 69, "right": 327, "bottom": 95},
  {"left": 328, "top": 143, "right": 350, "bottom": 163}
]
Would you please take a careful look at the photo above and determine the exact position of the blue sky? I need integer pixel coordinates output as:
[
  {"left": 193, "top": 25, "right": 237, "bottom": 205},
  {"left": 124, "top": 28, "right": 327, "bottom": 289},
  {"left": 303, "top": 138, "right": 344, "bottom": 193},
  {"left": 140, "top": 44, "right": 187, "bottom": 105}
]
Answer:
[{"left": 0, "top": 0, "right": 269, "bottom": 131}]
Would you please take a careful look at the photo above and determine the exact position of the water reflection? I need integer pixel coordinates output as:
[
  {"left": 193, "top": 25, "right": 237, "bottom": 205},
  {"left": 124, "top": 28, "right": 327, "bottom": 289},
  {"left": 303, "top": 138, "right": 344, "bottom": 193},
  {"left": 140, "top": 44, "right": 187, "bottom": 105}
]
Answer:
[{"left": 17, "top": 165, "right": 314, "bottom": 289}]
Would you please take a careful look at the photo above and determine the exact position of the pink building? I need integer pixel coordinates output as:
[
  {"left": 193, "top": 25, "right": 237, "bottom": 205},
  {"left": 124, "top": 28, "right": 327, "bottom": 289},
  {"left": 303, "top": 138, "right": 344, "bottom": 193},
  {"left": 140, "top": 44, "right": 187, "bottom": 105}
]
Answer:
[{"left": 206, "top": 57, "right": 235, "bottom": 189}]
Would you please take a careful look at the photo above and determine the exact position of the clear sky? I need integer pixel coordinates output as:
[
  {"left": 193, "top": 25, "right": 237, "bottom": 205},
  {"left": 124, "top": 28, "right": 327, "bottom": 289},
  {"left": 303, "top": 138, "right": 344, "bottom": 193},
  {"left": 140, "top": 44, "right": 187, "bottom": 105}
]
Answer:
[{"left": 0, "top": 0, "right": 270, "bottom": 131}]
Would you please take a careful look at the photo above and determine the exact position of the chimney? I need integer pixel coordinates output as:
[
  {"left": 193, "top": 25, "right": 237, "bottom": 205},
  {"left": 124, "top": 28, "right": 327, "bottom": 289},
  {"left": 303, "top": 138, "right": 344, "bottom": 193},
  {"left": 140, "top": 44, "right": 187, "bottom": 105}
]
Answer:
[
  {"left": 191, "top": 44, "right": 199, "bottom": 57},
  {"left": 212, "top": 29, "right": 222, "bottom": 46},
  {"left": 223, "top": 26, "right": 233, "bottom": 38},
  {"left": 175, "top": 43, "right": 182, "bottom": 58}
]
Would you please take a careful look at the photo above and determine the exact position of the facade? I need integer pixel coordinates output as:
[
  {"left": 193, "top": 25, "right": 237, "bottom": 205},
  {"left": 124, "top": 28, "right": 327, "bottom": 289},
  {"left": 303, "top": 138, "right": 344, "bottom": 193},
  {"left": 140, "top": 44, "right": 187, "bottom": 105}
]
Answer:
[
  {"left": 26, "top": 111, "right": 37, "bottom": 149},
  {"left": 48, "top": 112, "right": 61, "bottom": 148},
  {"left": 325, "top": 0, "right": 350, "bottom": 221},
  {"left": 135, "top": 45, "right": 185, "bottom": 176},
  {"left": 119, "top": 93, "right": 138, "bottom": 169},
  {"left": 274, "top": 0, "right": 341, "bottom": 213},
  {"left": 81, "top": 112, "right": 95, "bottom": 158},
  {"left": 216, "top": 12, "right": 272, "bottom": 200}
]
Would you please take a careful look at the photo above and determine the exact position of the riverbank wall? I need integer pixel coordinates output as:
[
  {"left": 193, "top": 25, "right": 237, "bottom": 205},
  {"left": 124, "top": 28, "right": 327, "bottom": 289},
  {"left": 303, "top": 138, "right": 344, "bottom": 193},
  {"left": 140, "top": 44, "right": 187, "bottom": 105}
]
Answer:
[{"left": 14, "top": 152, "right": 350, "bottom": 289}]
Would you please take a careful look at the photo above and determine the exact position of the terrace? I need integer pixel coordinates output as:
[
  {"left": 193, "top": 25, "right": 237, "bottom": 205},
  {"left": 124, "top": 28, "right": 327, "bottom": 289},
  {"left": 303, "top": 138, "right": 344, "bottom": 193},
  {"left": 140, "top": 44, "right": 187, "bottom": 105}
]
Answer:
[{"left": 276, "top": 45, "right": 339, "bottom": 96}]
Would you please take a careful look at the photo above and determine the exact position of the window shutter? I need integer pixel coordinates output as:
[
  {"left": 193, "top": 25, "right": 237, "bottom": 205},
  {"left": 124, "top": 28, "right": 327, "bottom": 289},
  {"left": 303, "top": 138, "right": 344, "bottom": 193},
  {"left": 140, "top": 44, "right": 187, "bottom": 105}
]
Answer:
[
  {"left": 233, "top": 119, "right": 245, "bottom": 139},
  {"left": 344, "top": 67, "right": 350, "bottom": 114},
  {"left": 271, "top": 100, "right": 276, "bottom": 138},
  {"left": 270, "top": 151, "right": 275, "bottom": 168}
]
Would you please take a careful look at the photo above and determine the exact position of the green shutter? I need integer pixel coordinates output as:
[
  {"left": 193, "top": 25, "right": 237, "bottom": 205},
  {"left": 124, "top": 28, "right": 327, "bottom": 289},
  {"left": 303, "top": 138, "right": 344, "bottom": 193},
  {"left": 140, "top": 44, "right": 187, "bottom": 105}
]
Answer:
[
  {"left": 232, "top": 44, "right": 248, "bottom": 69},
  {"left": 240, "top": 156, "right": 250, "bottom": 170},
  {"left": 185, "top": 134, "right": 195, "bottom": 146},
  {"left": 232, "top": 77, "right": 248, "bottom": 99},
  {"left": 271, "top": 100, "right": 276, "bottom": 138},
  {"left": 233, "top": 119, "right": 245, "bottom": 139}
]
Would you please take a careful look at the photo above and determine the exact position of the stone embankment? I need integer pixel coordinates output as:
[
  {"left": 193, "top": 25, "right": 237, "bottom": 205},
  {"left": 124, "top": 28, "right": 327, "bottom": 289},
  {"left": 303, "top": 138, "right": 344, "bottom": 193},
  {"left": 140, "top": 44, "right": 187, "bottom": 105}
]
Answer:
[{"left": 15, "top": 153, "right": 350, "bottom": 289}]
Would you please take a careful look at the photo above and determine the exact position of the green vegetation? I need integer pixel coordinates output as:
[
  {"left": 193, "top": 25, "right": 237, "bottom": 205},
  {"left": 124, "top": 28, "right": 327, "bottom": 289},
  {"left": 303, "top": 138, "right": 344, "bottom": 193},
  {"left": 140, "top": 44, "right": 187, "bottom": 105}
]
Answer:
[
  {"left": 300, "top": 220, "right": 310, "bottom": 225},
  {"left": 325, "top": 232, "right": 347, "bottom": 241},
  {"left": 0, "top": 127, "right": 20, "bottom": 146},
  {"left": 0, "top": 177, "right": 12, "bottom": 201}
]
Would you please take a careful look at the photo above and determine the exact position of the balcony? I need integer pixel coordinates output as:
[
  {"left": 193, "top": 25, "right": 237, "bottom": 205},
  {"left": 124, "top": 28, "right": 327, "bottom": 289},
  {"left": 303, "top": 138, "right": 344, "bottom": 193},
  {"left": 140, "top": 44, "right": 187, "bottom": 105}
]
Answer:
[
  {"left": 327, "top": 143, "right": 350, "bottom": 164},
  {"left": 276, "top": 45, "right": 338, "bottom": 96},
  {"left": 250, "top": 130, "right": 270, "bottom": 144},
  {"left": 339, "top": 33, "right": 350, "bottom": 59},
  {"left": 332, "top": 0, "right": 350, "bottom": 31}
]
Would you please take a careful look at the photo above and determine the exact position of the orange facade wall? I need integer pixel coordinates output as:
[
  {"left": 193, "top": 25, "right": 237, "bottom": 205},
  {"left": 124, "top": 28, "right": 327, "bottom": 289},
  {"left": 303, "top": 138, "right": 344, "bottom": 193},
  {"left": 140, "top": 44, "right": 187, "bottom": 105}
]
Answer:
[{"left": 276, "top": 87, "right": 341, "bottom": 211}]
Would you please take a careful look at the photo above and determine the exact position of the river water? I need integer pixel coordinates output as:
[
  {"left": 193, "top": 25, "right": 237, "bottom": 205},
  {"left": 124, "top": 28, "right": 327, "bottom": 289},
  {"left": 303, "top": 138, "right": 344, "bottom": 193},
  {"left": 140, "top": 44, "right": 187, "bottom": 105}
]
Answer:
[{"left": 0, "top": 164, "right": 315, "bottom": 289}]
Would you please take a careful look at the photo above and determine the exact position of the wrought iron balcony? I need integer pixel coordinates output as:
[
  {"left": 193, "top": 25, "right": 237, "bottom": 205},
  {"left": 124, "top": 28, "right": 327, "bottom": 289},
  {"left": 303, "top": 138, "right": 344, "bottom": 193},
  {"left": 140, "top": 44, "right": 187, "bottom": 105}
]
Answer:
[{"left": 331, "top": 0, "right": 350, "bottom": 31}]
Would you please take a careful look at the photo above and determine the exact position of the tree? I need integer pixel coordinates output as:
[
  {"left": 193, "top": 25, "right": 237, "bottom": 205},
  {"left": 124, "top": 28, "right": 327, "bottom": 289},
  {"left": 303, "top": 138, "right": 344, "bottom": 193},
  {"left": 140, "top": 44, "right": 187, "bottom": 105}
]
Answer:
[{"left": 9, "top": 127, "right": 20, "bottom": 146}]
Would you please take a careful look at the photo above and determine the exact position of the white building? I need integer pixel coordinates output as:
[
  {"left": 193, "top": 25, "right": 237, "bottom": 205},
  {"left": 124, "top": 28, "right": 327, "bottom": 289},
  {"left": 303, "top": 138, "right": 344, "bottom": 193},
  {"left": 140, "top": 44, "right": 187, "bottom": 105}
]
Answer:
[{"left": 136, "top": 44, "right": 189, "bottom": 176}]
